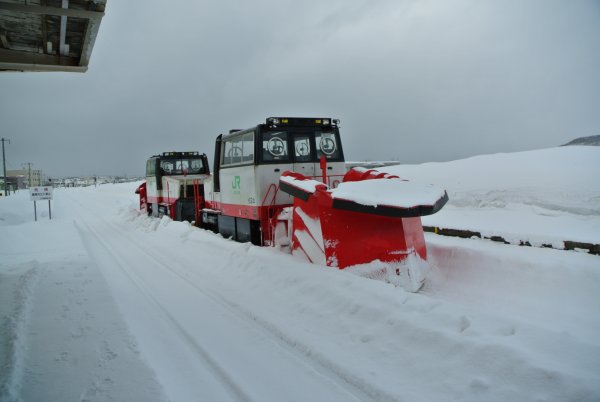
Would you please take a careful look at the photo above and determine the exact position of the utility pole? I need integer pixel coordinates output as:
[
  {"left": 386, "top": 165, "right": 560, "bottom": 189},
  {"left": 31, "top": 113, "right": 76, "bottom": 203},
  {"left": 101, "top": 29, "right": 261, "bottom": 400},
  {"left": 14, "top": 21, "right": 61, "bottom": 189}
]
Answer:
[
  {"left": 1, "top": 138, "right": 10, "bottom": 196},
  {"left": 23, "top": 162, "right": 33, "bottom": 188}
]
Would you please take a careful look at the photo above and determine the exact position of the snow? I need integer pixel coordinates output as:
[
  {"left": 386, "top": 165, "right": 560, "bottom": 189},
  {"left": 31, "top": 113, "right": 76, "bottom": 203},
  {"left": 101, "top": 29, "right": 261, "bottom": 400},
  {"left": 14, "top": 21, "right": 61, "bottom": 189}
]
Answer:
[
  {"left": 380, "top": 146, "right": 600, "bottom": 245},
  {"left": 280, "top": 174, "right": 324, "bottom": 194},
  {"left": 330, "top": 179, "right": 446, "bottom": 209},
  {"left": 281, "top": 167, "right": 448, "bottom": 210},
  {"left": 0, "top": 195, "right": 164, "bottom": 402},
  {"left": 1, "top": 146, "right": 600, "bottom": 402}
]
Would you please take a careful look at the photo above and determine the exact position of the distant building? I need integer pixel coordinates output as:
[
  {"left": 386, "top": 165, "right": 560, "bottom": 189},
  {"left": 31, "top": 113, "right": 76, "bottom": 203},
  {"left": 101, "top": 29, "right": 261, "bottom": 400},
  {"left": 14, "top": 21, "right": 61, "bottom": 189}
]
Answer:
[
  {"left": 5, "top": 175, "right": 25, "bottom": 191},
  {"left": 7, "top": 169, "right": 43, "bottom": 187}
]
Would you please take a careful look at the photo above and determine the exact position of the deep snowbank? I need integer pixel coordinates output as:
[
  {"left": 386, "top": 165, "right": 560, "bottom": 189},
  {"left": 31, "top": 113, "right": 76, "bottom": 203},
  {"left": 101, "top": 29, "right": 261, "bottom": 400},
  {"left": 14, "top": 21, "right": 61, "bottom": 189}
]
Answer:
[
  {"left": 108, "top": 204, "right": 600, "bottom": 402},
  {"left": 381, "top": 146, "right": 600, "bottom": 245}
]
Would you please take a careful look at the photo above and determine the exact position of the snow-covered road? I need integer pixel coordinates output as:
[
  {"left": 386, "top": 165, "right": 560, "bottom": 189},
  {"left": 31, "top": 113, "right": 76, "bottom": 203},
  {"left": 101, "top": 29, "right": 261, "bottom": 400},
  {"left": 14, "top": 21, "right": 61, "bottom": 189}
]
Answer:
[
  {"left": 1, "top": 147, "right": 599, "bottom": 402},
  {"left": 71, "top": 202, "right": 372, "bottom": 402}
]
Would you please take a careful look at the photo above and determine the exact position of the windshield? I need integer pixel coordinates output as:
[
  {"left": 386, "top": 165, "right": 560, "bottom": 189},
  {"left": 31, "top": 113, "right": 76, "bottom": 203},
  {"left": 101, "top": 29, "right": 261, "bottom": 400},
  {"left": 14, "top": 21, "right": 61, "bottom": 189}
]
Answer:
[
  {"left": 260, "top": 129, "right": 342, "bottom": 163},
  {"left": 160, "top": 158, "right": 205, "bottom": 175},
  {"left": 315, "top": 131, "right": 340, "bottom": 160},
  {"left": 262, "top": 131, "right": 289, "bottom": 162}
]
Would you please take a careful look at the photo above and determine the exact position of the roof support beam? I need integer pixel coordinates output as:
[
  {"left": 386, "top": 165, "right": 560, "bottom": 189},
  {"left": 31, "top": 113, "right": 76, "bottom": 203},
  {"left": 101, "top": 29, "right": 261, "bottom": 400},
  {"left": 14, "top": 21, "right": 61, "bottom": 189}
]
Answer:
[
  {"left": 0, "top": 2, "right": 104, "bottom": 19},
  {"left": 0, "top": 30, "right": 9, "bottom": 49},
  {"left": 59, "top": 0, "right": 68, "bottom": 56},
  {"left": 79, "top": 15, "right": 102, "bottom": 66},
  {"left": 41, "top": 0, "right": 48, "bottom": 54},
  {"left": 0, "top": 47, "right": 85, "bottom": 72}
]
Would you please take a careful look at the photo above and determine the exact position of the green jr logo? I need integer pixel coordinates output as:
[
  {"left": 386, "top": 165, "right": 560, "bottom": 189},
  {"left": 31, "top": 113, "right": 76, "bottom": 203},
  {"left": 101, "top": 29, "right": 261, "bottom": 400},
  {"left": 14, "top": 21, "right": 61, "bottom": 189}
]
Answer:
[{"left": 232, "top": 176, "right": 241, "bottom": 190}]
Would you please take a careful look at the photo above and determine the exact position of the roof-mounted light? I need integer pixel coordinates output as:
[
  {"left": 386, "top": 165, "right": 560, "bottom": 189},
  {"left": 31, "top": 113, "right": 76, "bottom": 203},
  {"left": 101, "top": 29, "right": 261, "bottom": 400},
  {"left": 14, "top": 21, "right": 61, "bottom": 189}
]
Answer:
[
  {"left": 265, "top": 117, "right": 338, "bottom": 126},
  {"left": 161, "top": 151, "right": 200, "bottom": 157},
  {"left": 267, "top": 117, "right": 290, "bottom": 125}
]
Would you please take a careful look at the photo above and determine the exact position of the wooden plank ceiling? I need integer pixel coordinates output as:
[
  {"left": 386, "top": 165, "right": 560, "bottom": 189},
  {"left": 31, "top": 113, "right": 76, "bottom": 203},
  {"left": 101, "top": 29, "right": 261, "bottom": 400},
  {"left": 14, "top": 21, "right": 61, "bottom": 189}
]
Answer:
[{"left": 0, "top": 0, "right": 106, "bottom": 72}]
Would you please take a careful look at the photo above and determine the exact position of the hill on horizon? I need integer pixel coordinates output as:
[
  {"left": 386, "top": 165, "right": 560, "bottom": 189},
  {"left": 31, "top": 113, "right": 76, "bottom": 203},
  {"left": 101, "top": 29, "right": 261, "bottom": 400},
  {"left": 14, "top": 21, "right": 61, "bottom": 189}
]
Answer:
[{"left": 562, "top": 135, "right": 600, "bottom": 146}]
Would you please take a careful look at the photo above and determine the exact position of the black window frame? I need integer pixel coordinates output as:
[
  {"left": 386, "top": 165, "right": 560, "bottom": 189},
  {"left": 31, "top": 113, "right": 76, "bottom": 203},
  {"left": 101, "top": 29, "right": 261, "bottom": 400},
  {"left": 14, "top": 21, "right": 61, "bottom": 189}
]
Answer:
[
  {"left": 159, "top": 156, "right": 208, "bottom": 176},
  {"left": 257, "top": 125, "right": 344, "bottom": 165}
]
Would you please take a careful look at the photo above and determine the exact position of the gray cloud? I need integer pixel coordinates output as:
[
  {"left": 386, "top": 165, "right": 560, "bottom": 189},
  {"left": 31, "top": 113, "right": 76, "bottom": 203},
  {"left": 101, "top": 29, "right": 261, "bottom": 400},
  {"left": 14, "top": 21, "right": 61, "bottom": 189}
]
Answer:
[{"left": 1, "top": 0, "right": 599, "bottom": 177}]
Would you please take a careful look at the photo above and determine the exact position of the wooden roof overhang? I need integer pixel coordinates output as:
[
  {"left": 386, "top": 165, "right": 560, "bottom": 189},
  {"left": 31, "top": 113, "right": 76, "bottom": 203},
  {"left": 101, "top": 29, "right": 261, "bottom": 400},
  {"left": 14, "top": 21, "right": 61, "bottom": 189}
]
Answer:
[{"left": 0, "top": 0, "right": 106, "bottom": 72}]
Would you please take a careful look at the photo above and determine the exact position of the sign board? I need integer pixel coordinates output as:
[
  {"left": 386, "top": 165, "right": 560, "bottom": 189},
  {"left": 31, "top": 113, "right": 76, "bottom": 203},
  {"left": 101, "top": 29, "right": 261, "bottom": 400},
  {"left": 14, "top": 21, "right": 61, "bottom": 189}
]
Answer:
[{"left": 30, "top": 186, "right": 54, "bottom": 201}]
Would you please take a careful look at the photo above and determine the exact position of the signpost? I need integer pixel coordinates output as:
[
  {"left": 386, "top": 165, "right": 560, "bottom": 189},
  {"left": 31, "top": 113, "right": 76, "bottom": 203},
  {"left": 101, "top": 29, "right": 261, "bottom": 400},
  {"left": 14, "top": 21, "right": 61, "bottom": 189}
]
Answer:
[{"left": 29, "top": 186, "right": 54, "bottom": 221}]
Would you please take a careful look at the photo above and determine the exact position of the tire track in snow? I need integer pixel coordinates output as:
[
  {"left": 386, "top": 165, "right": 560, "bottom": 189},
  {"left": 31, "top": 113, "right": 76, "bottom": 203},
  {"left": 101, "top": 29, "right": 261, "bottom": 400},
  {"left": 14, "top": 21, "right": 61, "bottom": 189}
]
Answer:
[
  {"left": 64, "top": 193, "right": 385, "bottom": 402},
  {"left": 74, "top": 219, "right": 255, "bottom": 402},
  {"left": 76, "top": 215, "right": 381, "bottom": 402},
  {"left": 95, "top": 215, "right": 400, "bottom": 402},
  {"left": 0, "top": 263, "right": 40, "bottom": 402}
]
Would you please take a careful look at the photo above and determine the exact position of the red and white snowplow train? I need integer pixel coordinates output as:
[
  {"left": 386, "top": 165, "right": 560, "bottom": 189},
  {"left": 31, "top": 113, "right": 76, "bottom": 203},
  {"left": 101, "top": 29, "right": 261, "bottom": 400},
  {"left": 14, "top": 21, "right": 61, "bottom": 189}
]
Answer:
[
  {"left": 136, "top": 117, "right": 448, "bottom": 291},
  {"left": 136, "top": 151, "right": 210, "bottom": 223}
]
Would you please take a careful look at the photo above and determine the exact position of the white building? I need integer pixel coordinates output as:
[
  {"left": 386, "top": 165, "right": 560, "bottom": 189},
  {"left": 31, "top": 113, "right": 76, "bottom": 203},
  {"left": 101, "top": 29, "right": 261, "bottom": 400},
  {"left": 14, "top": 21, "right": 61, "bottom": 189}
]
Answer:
[{"left": 7, "top": 169, "right": 43, "bottom": 187}]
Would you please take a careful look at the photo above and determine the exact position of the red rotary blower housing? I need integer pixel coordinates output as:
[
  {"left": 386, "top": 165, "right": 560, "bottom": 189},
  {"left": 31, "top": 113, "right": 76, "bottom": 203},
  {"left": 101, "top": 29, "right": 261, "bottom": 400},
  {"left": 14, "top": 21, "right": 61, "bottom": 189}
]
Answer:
[{"left": 279, "top": 168, "right": 449, "bottom": 268}]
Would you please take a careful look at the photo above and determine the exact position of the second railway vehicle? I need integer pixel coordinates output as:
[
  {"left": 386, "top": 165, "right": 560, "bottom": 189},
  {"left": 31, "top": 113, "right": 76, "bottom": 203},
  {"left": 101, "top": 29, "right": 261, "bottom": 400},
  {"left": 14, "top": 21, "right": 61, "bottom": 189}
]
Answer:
[{"left": 137, "top": 117, "right": 448, "bottom": 290}]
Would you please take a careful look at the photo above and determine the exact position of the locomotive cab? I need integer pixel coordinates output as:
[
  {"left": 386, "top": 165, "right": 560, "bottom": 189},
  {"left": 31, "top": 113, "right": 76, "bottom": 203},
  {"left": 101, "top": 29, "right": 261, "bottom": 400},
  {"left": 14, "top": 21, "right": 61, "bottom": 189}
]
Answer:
[
  {"left": 145, "top": 151, "right": 210, "bottom": 221},
  {"left": 202, "top": 117, "right": 346, "bottom": 245}
]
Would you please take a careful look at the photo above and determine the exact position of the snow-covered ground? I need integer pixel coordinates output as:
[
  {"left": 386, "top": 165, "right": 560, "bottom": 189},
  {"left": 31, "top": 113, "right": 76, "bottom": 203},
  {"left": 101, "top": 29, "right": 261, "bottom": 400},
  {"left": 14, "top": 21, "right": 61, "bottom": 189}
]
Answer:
[
  {"left": 1, "top": 146, "right": 599, "bottom": 402},
  {"left": 382, "top": 146, "right": 600, "bottom": 247}
]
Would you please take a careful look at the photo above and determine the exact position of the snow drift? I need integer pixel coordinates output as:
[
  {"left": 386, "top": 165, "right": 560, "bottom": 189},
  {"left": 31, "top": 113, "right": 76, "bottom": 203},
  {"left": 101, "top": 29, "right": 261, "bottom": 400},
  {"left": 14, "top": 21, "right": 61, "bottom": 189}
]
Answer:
[
  {"left": 0, "top": 145, "right": 599, "bottom": 402},
  {"left": 381, "top": 146, "right": 600, "bottom": 247}
]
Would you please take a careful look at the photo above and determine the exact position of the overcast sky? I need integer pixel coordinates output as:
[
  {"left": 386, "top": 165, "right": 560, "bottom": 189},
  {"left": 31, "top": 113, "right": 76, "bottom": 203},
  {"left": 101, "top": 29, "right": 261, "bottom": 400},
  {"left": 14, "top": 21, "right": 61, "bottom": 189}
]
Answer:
[{"left": 1, "top": 0, "right": 599, "bottom": 177}]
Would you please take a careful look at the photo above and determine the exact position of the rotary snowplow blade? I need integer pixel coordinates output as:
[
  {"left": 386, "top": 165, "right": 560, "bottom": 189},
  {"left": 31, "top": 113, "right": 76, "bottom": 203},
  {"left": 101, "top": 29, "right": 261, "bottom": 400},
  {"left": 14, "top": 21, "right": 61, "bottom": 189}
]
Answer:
[{"left": 279, "top": 168, "right": 448, "bottom": 290}]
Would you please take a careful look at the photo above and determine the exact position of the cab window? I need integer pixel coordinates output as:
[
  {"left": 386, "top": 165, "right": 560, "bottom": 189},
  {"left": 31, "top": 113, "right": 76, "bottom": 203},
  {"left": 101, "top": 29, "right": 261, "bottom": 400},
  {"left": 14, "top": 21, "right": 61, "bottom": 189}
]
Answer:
[
  {"left": 241, "top": 132, "right": 254, "bottom": 163},
  {"left": 222, "top": 131, "right": 254, "bottom": 166},
  {"left": 222, "top": 137, "right": 242, "bottom": 165},
  {"left": 190, "top": 159, "right": 205, "bottom": 173},
  {"left": 315, "top": 131, "right": 340, "bottom": 160},
  {"left": 262, "top": 131, "right": 289, "bottom": 162},
  {"left": 146, "top": 159, "right": 156, "bottom": 176},
  {"left": 161, "top": 160, "right": 174, "bottom": 174},
  {"left": 175, "top": 160, "right": 189, "bottom": 172},
  {"left": 294, "top": 135, "right": 312, "bottom": 162}
]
